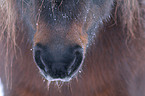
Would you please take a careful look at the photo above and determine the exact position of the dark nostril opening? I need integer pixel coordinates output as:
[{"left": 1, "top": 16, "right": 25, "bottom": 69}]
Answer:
[
  {"left": 33, "top": 43, "right": 46, "bottom": 70},
  {"left": 67, "top": 45, "right": 83, "bottom": 76},
  {"left": 34, "top": 50, "right": 45, "bottom": 70}
]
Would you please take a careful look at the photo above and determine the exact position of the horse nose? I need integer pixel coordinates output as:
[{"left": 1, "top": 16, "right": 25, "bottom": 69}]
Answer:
[
  {"left": 49, "top": 63, "right": 67, "bottom": 78},
  {"left": 33, "top": 43, "right": 83, "bottom": 79}
]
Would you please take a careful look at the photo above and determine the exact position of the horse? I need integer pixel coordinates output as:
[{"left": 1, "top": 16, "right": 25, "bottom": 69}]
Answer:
[{"left": 0, "top": 0, "right": 145, "bottom": 96}]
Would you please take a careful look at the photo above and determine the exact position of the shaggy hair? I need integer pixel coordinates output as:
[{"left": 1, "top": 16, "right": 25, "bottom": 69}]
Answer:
[{"left": 0, "top": 0, "right": 145, "bottom": 91}]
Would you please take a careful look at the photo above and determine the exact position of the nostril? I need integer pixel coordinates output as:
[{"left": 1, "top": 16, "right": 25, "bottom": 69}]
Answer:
[
  {"left": 34, "top": 50, "right": 45, "bottom": 70},
  {"left": 67, "top": 45, "right": 83, "bottom": 76},
  {"left": 33, "top": 43, "right": 46, "bottom": 70},
  {"left": 73, "top": 45, "right": 83, "bottom": 59},
  {"left": 71, "top": 45, "right": 83, "bottom": 57},
  {"left": 74, "top": 48, "right": 83, "bottom": 56}
]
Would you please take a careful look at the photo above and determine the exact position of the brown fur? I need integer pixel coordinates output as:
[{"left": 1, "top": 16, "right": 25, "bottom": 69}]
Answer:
[{"left": 0, "top": 0, "right": 145, "bottom": 96}]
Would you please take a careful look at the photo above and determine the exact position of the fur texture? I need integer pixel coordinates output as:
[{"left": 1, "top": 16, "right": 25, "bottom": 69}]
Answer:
[{"left": 0, "top": 0, "right": 145, "bottom": 96}]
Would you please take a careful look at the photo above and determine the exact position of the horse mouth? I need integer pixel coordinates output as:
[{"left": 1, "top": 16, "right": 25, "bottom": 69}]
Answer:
[{"left": 33, "top": 47, "right": 84, "bottom": 82}]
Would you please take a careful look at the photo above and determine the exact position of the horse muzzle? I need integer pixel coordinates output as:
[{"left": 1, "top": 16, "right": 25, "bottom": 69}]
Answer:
[{"left": 33, "top": 43, "right": 84, "bottom": 81}]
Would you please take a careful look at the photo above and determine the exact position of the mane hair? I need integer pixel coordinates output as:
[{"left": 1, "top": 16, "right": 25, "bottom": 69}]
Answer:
[
  {"left": 117, "top": 0, "right": 144, "bottom": 39},
  {"left": 0, "top": 0, "right": 145, "bottom": 95},
  {"left": 0, "top": 0, "right": 36, "bottom": 88}
]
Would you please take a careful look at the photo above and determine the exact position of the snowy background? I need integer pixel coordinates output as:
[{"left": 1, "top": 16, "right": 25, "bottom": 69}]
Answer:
[{"left": 0, "top": 78, "right": 4, "bottom": 96}]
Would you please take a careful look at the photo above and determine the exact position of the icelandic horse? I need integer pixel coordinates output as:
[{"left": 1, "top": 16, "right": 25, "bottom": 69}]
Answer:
[{"left": 0, "top": 0, "right": 145, "bottom": 96}]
